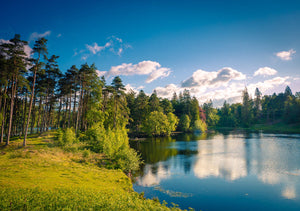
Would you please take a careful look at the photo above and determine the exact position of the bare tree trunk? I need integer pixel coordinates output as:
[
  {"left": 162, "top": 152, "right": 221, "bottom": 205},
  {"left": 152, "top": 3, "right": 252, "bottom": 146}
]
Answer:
[
  {"left": 0, "top": 86, "right": 7, "bottom": 143},
  {"left": 73, "top": 89, "right": 77, "bottom": 128},
  {"left": 41, "top": 94, "right": 48, "bottom": 133},
  {"left": 7, "top": 75, "right": 18, "bottom": 145},
  {"left": 19, "top": 94, "right": 26, "bottom": 138},
  {"left": 47, "top": 102, "right": 53, "bottom": 131},
  {"left": 75, "top": 85, "right": 83, "bottom": 132},
  {"left": 23, "top": 70, "right": 37, "bottom": 146},
  {"left": 63, "top": 96, "right": 68, "bottom": 129},
  {"left": 37, "top": 96, "right": 42, "bottom": 133},
  {"left": 22, "top": 92, "right": 27, "bottom": 136},
  {"left": 57, "top": 97, "right": 62, "bottom": 128},
  {"left": 68, "top": 92, "right": 71, "bottom": 128},
  {"left": 30, "top": 94, "right": 36, "bottom": 135}
]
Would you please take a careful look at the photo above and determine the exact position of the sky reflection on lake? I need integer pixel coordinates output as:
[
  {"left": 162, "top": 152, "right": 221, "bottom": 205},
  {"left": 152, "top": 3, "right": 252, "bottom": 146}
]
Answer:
[{"left": 131, "top": 132, "right": 300, "bottom": 211}]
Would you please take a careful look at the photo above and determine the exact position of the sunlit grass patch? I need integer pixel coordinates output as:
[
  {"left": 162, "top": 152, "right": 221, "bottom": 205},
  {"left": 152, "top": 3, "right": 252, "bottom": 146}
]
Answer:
[{"left": 0, "top": 132, "right": 183, "bottom": 210}]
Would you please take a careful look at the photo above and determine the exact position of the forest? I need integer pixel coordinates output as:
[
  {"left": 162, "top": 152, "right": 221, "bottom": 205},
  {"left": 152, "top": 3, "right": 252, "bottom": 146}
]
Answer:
[{"left": 1, "top": 34, "right": 300, "bottom": 150}]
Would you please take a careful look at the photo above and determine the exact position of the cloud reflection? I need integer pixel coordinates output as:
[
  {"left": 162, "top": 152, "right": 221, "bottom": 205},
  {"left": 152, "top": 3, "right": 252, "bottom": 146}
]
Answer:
[
  {"left": 193, "top": 138, "right": 247, "bottom": 181},
  {"left": 137, "top": 164, "right": 171, "bottom": 187}
]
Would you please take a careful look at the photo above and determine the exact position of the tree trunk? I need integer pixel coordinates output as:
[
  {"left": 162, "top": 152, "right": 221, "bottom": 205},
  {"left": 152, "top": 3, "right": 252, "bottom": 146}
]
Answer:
[
  {"left": 68, "top": 92, "right": 71, "bottom": 128},
  {"left": 23, "top": 69, "right": 37, "bottom": 146},
  {"left": 0, "top": 86, "right": 8, "bottom": 143},
  {"left": 37, "top": 96, "right": 42, "bottom": 133},
  {"left": 6, "top": 75, "right": 18, "bottom": 145},
  {"left": 22, "top": 92, "right": 27, "bottom": 136},
  {"left": 30, "top": 94, "right": 36, "bottom": 134},
  {"left": 41, "top": 94, "right": 48, "bottom": 133},
  {"left": 75, "top": 84, "right": 83, "bottom": 132},
  {"left": 73, "top": 88, "right": 77, "bottom": 128},
  {"left": 57, "top": 97, "right": 62, "bottom": 128}
]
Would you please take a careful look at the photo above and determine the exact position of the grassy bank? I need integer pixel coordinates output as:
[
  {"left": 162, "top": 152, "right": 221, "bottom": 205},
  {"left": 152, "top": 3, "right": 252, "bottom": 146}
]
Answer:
[
  {"left": 250, "top": 122, "right": 300, "bottom": 134},
  {"left": 0, "top": 132, "right": 182, "bottom": 210},
  {"left": 211, "top": 122, "right": 300, "bottom": 134}
]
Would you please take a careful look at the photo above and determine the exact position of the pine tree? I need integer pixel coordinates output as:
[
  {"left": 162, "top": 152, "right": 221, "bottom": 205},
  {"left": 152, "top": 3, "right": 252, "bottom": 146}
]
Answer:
[
  {"left": 0, "top": 34, "right": 28, "bottom": 145},
  {"left": 24, "top": 37, "right": 48, "bottom": 146}
]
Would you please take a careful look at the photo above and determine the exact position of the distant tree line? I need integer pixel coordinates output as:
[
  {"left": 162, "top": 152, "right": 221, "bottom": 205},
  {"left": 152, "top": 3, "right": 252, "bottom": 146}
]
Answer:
[{"left": 203, "top": 86, "right": 300, "bottom": 128}]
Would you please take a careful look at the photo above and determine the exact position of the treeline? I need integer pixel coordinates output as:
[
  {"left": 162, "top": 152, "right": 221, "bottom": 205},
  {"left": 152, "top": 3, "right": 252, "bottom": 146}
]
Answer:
[
  {"left": 0, "top": 34, "right": 207, "bottom": 149},
  {"left": 126, "top": 89, "right": 206, "bottom": 136},
  {"left": 0, "top": 35, "right": 111, "bottom": 146},
  {"left": 203, "top": 86, "right": 300, "bottom": 128},
  {"left": 0, "top": 34, "right": 145, "bottom": 172}
]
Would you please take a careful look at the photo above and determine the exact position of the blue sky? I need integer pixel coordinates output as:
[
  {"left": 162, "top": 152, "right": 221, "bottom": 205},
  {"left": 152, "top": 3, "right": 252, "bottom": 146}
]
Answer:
[{"left": 1, "top": 0, "right": 300, "bottom": 106}]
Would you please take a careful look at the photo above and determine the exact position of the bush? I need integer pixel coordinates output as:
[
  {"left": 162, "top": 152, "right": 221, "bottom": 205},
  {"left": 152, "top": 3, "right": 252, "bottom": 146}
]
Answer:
[
  {"left": 83, "top": 123, "right": 106, "bottom": 153},
  {"left": 113, "top": 147, "right": 141, "bottom": 173},
  {"left": 193, "top": 119, "right": 207, "bottom": 133},
  {"left": 84, "top": 125, "right": 141, "bottom": 173},
  {"left": 55, "top": 128, "right": 78, "bottom": 147}
]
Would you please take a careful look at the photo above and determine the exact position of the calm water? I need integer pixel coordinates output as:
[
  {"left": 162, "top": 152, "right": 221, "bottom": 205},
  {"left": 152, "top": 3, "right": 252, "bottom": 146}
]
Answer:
[{"left": 130, "top": 131, "right": 300, "bottom": 211}]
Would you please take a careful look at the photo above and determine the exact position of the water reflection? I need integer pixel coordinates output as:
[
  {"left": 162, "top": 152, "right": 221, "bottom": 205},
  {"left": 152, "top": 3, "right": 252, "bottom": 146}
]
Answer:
[
  {"left": 193, "top": 136, "right": 247, "bottom": 181},
  {"left": 132, "top": 131, "right": 300, "bottom": 210}
]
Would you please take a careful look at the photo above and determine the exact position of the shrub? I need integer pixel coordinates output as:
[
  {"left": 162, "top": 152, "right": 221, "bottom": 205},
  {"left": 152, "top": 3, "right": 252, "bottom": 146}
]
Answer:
[
  {"left": 193, "top": 119, "right": 207, "bottom": 133},
  {"left": 113, "top": 147, "right": 141, "bottom": 173},
  {"left": 84, "top": 125, "right": 141, "bottom": 173},
  {"left": 55, "top": 128, "right": 78, "bottom": 147},
  {"left": 83, "top": 123, "right": 106, "bottom": 153}
]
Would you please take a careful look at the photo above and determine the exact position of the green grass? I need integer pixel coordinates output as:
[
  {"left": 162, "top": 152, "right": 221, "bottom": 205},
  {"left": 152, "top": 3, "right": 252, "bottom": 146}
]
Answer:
[
  {"left": 0, "top": 132, "right": 182, "bottom": 210},
  {"left": 251, "top": 122, "right": 300, "bottom": 134},
  {"left": 211, "top": 122, "right": 300, "bottom": 134}
]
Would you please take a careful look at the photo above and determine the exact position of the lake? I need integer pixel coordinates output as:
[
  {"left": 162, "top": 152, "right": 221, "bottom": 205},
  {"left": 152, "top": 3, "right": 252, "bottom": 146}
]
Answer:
[{"left": 130, "top": 131, "right": 300, "bottom": 211}]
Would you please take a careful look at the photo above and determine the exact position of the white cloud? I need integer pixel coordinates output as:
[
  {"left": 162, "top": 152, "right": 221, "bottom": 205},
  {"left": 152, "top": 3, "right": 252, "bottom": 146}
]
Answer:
[
  {"left": 254, "top": 67, "right": 277, "bottom": 76},
  {"left": 182, "top": 67, "right": 246, "bottom": 88},
  {"left": 24, "top": 45, "right": 33, "bottom": 58},
  {"left": 104, "top": 61, "right": 171, "bottom": 83},
  {"left": 57, "top": 33, "right": 62, "bottom": 38},
  {"left": 95, "top": 70, "right": 106, "bottom": 77},
  {"left": 124, "top": 84, "right": 144, "bottom": 93},
  {"left": 29, "top": 30, "right": 51, "bottom": 41},
  {"left": 282, "top": 186, "right": 296, "bottom": 199},
  {"left": 155, "top": 84, "right": 181, "bottom": 99},
  {"left": 151, "top": 64, "right": 294, "bottom": 107},
  {"left": 276, "top": 49, "right": 296, "bottom": 61},
  {"left": 0, "top": 39, "right": 11, "bottom": 45},
  {"left": 247, "top": 77, "right": 290, "bottom": 97},
  {"left": 197, "top": 83, "right": 244, "bottom": 105},
  {"left": 0, "top": 39, "right": 32, "bottom": 58},
  {"left": 85, "top": 36, "right": 130, "bottom": 57},
  {"left": 86, "top": 42, "right": 108, "bottom": 54}
]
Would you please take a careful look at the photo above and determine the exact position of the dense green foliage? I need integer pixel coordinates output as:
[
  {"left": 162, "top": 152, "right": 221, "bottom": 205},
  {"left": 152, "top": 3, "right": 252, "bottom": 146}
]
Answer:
[
  {"left": 127, "top": 89, "right": 204, "bottom": 136},
  {"left": 203, "top": 87, "right": 300, "bottom": 129}
]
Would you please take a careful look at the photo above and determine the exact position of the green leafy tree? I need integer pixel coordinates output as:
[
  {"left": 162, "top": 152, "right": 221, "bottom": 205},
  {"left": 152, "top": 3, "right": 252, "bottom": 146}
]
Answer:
[
  {"left": 178, "top": 114, "right": 190, "bottom": 132},
  {"left": 142, "top": 111, "right": 169, "bottom": 136},
  {"left": 193, "top": 119, "right": 207, "bottom": 133},
  {"left": 166, "top": 112, "right": 179, "bottom": 135}
]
